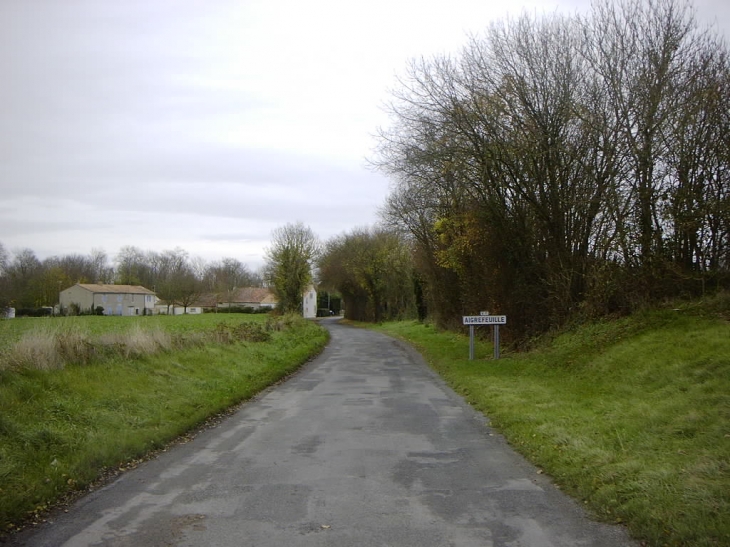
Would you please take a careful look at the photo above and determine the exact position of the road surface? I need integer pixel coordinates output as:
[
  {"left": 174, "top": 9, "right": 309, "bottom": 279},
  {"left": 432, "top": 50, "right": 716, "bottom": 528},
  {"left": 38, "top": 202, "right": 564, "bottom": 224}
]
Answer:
[{"left": 7, "top": 318, "right": 637, "bottom": 546}]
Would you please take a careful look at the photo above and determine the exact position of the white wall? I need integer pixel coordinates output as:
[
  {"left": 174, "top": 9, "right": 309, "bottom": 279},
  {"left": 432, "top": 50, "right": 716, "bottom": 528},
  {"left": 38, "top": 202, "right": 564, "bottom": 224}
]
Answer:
[{"left": 303, "top": 287, "right": 317, "bottom": 319}]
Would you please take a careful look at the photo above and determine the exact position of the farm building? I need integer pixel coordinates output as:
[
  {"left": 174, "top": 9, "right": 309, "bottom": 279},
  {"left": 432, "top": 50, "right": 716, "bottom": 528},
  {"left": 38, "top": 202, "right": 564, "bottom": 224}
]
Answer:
[
  {"left": 217, "top": 287, "right": 278, "bottom": 310},
  {"left": 154, "top": 293, "right": 219, "bottom": 315},
  {"left": 153, "top": 289, "right": 277, "bottom": 315},
  {"left": 153, "top": 302, "right": 205, "bottom": 315},
  {"left": 60, "top": 284, "right": 156, "bottom": 316}
]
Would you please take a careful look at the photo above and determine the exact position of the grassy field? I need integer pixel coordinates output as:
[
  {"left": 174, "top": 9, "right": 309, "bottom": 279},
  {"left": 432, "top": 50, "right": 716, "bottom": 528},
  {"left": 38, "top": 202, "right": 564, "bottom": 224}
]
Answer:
[
  {"left": 370, "top": 296, "right": 729, "bottom": 547},
  {"left": 0, "top": 312, "right": 267, "bottom": 348},
  {"left": 0, "top": 313, "right": 328, "bottom": 533}
]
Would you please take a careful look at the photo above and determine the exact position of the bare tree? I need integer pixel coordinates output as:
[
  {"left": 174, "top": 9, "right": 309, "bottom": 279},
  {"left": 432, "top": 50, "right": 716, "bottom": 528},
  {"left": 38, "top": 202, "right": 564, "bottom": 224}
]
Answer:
[
  {"left": 374, "top": 0, "right": 730, "bottom": 337},
  {"left": 0, "top": 242, "right": 9, "bottom": 310},
  {"left": 204, "top": 257, "right": 258, "bottom": 307},
  {"left": 6, "top": 248, "right": 42, "bottom": 308},
  {"left": 0, "top": 243, "right": 7, "bottom": 277},
  {"left": 89, "top": 248, "right": 113, "bottom": 284},
  {"left": 587, "top": 0, "right": 699, "bottom": 257},
  {"left": 114, "top": 246, "right": 148, "bottom": 286},
  {"left": 153, "top": 248, "right": 199, "bottom": 313},
  {"left": 663, "top": 41, "right": 730, "bottom": 282}
]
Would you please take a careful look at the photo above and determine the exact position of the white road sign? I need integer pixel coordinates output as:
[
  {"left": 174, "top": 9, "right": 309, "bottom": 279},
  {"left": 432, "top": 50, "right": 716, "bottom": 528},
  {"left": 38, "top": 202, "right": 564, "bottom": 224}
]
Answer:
[{"left": 463, "top": 315, "right": 507, "bottom": 325}]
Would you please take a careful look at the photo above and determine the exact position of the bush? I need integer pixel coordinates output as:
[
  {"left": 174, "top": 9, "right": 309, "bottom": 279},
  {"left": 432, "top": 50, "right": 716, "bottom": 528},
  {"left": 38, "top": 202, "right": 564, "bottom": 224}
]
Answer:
[
  {"left": 15, "top": 308, "right": 53, "bottom": 318},
  {"left": 265, "top": 314, "right": 302, "bottom": 332},
  {"left": 210, "top": 306, "right": 273, "bottom": 314},
  {"left": 210, "top": 322, "right": 271, "bottom": 343}
]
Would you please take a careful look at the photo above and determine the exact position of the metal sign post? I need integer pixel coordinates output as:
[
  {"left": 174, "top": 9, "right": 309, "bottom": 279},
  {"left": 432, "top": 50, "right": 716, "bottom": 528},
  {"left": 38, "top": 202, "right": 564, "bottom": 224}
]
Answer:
[
  {"left": 494, "top": 325, "right": 500, "bottom": 360},
  {"left": 463, "top": 312, "right": 507, "bottom": 360}
]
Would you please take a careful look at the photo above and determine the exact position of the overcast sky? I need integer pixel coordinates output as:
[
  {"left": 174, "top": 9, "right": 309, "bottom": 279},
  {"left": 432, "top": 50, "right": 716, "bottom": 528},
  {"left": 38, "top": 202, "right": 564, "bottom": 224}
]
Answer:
[{"left": 1, "top": 0, "right": 728, "bottom": 271}]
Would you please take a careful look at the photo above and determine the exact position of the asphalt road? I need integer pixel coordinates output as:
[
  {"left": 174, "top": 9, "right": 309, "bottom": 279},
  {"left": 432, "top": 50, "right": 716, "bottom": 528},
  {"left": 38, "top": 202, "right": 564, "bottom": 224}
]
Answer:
[{"left": 7, "top": 318, "right": 638, "bottom": 546}]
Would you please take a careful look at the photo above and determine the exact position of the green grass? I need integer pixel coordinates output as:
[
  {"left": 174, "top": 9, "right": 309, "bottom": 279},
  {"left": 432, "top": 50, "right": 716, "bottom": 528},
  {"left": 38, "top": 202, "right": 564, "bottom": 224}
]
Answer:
[
  {"left": 0, "top": 314, "right": 328, "bottom": 532},
  {"left": 370, "top": 299, "right": 730, "bottom": 547},
  {"left": 0, "top": 313, "right": 270, "bottom": 348}
]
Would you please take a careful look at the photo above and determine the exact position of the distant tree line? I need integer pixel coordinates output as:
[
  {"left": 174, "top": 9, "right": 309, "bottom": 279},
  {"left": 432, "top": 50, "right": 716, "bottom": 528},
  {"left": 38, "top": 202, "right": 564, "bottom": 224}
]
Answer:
[
  {"left": 0, "top": 242, "right": 262, "bottom": 313},
  {"left": 261, "top": 221, "right": 416, "bottom": 322},
  {"left": 318, "top": 227, "right": 416, "bottom": 322},
  {"left": 368, "top": 0, "right": 730, "bottom": 338}
]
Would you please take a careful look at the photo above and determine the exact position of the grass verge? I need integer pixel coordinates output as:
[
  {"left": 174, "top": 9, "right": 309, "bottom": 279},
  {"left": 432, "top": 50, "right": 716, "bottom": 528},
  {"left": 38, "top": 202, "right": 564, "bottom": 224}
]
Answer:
[
  {"left": 370, "top": 297, "right": 729, "bottom": 547},
  {"left": 0, "top": 314, "right": 328, "bottom": 533}
]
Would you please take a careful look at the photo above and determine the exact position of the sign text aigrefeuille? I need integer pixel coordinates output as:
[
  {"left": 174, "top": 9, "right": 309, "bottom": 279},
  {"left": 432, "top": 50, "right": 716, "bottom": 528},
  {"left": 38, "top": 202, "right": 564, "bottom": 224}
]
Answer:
[{"left": 463, "top": 315, "right": 507, "bottom": 325}]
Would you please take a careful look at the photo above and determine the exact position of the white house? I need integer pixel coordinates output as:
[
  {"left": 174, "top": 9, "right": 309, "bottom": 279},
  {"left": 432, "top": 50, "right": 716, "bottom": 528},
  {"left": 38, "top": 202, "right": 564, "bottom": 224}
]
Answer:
[
  {"left": 302, "top": 285, "right": 317, "bottom": 319},
  {"left": 60, "top": 284, "right": 156, "bottom": 316}
]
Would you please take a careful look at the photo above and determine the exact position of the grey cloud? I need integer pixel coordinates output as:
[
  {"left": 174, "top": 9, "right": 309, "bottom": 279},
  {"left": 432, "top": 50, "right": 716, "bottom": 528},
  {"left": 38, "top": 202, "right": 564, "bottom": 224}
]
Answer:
[{"left": 0, "top": 218, "right": 110, "bottom": 238}]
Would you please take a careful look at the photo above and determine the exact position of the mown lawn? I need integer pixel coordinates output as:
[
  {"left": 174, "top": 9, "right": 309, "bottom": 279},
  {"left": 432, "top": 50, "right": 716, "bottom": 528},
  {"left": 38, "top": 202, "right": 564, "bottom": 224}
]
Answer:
[
  {"left": 370, "top": 298, "right": 729, "bottom": 547},
  {"left": 0, "top": 313, "right": 328, "bottom": 533}
]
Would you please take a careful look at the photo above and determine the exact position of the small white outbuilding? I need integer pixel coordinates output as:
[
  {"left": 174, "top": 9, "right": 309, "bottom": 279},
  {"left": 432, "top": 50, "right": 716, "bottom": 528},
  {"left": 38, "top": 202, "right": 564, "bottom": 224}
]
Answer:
[{"left": 302, "top": 285, "right": 317, "bottom": 319}]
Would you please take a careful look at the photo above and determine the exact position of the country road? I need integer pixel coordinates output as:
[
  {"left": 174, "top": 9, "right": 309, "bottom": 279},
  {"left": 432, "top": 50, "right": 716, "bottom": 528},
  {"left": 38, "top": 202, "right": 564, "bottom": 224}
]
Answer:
[{"left": 6, "top": 318, "right": 638, "bottom": 546}]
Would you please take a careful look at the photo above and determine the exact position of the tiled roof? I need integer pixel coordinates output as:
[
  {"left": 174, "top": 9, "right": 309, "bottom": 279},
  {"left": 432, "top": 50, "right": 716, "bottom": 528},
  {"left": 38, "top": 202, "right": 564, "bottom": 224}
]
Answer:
[
  {"left": 231, "top": 287, "right": 276, "bottom": 304},
  {"left": 195, "top": 293, "right": 219, "bottom": 307},
  {"left": 260, "top": 293, "right": 278, "bottom": 305},
  {"left": 75, "top": 284, "right": 155, "bottom": 295}
]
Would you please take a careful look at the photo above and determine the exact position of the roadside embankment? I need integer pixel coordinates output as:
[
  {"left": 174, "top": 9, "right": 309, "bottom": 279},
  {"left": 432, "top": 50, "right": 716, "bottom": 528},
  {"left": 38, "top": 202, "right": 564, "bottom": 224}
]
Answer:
[{"left": 371, "top": 296, "right": 729, "bottom": 547}]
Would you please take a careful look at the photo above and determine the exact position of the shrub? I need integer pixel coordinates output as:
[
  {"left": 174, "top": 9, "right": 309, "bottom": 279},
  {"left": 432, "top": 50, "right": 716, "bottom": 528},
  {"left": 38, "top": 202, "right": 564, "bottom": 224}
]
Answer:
[
  {"left": 210, "top": 322, "right": 271, "bottom": 343},
  {"left": 210, "top": 323, "right": 237, "bottom": 344},
  {"left": 265, "top": 314, "right": 301, "bottom": 332},
  {"left": 15, "top": 308, "right": 53, "bottom": 318},
  {"left": 233, "top": 322, "right": 271, "bottom": 342}
]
